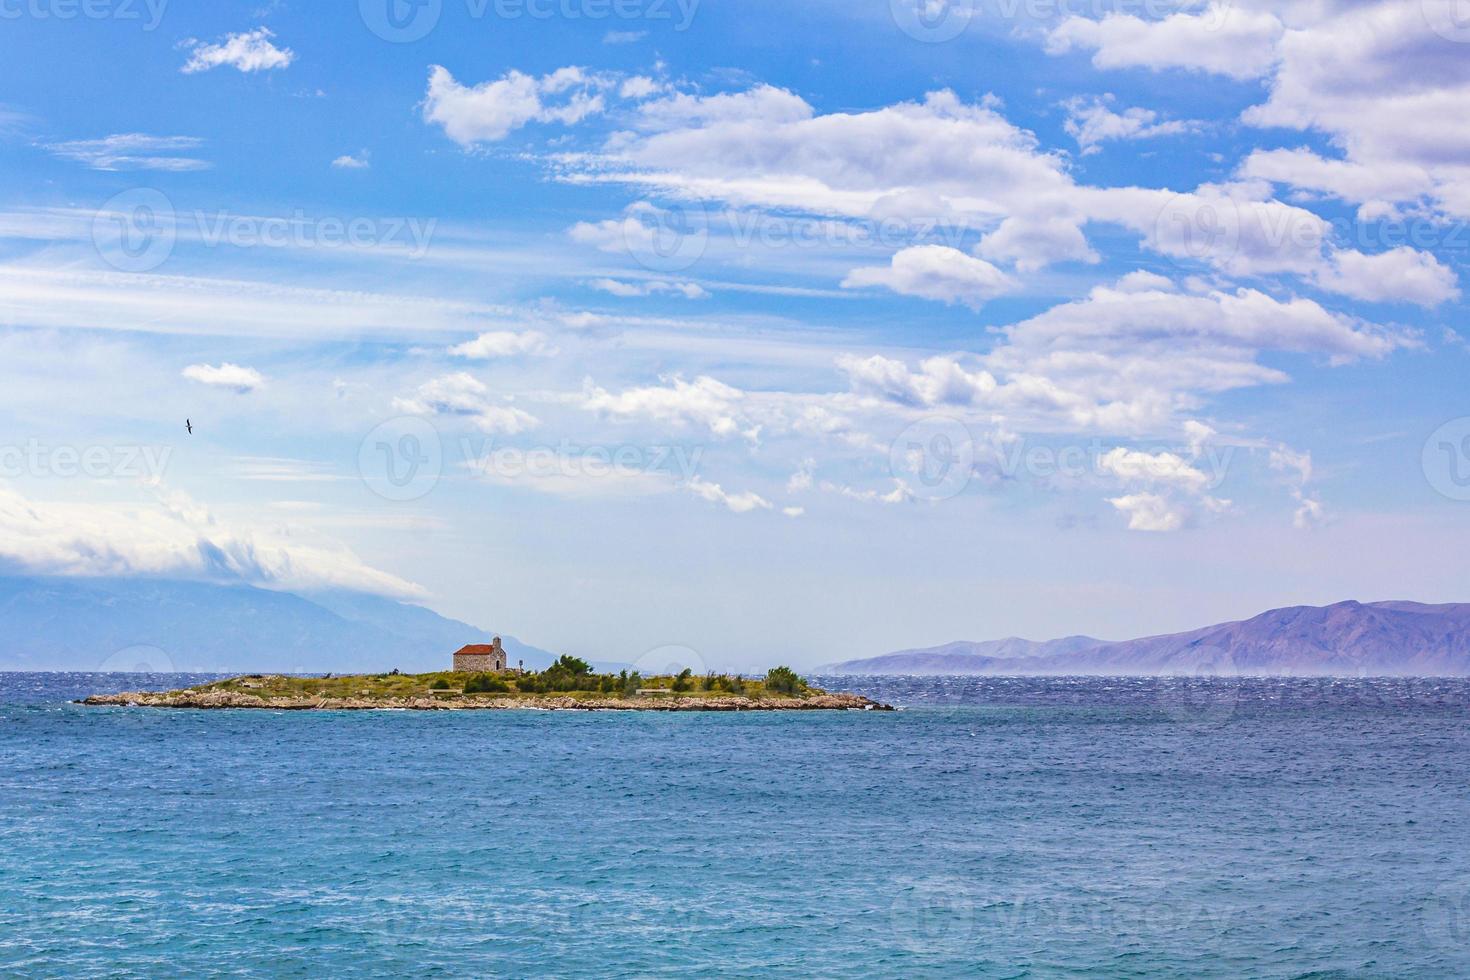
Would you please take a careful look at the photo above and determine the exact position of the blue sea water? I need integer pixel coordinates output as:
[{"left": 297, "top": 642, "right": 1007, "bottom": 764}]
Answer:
[{"left": 3, "top": 673, "right": 1470, "bottom": 977}]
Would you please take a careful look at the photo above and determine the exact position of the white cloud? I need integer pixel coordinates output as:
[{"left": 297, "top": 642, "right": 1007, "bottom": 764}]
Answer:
[
  {"left": 1313, "top": 247, "right": 1459, "bottom": 306},
  {"left": 582, "top": 375, "right": 759, "bottom": 442},
  {"left": 1108, "top": 492, "right": 1186, "bottom": 531},
  {"left": 633, "top": 84, "right": 813, "bottom": 131},
  {"left": 837, "top": 353, "right": 996, "bottom": 408},
  {"left": 182, "top": 362, "right": 264, "bottom": 393},
  {"left": 1062, "top": 96, "right": 1195, "bottom": 155},
  {"left": 423, "top": 65, "right": 607, "bottom": 146},
  {"left": 0, "top": 482, "right": 423, "bottom": 598},
  {"left": 1235, "top": 2, "right": 1470, "bottom": 219},
  {"left": 687, "top": 476, "right": 771, "bottom": 513},
  {"left": 589, "top": 277, "right": 709, "bottom": 299},
  {"left": 1046, "top": 6, "right": 1283, "bottom": 80},
  {"left": 182, "top": 28, "right": 294, "bottom": 75},
  {"left": 448, "top": 330, "right": 555, "bottom": 359},
  {"left": 1005, "top": 279, "right": 1405, "bottom": 361},
  {"left": 393, "top": 372, "right": 539, "bottom": 434},
  {"left": 47, "top": 134, "right": 208, "bottom": 172},
  {"left": 619, "top": 76, "right": 661, "bottom": 100},
  {"left": 1097, "top": 447, "right": 1211, "bottom": 493},
  {"left": 841, "top": 245, "right": 1016, "bottom": 309},
  {"left": 821, "top": 479, "right": 913, "bottom": 505},
  {"left": 332, "top": 151, "right": 370, "bottom": 170}
]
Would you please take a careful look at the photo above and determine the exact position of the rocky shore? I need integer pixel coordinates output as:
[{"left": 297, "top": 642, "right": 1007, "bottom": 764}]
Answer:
[{"left": 80, "top": 689, "right": 892, "bottom": 712}]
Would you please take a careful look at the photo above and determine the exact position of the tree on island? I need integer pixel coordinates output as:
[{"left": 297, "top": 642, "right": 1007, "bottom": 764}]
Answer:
[
  {"left": 764, "top": 666, "right": 807, "bottom": 696},
  {"left": 551, "top": 655, "right": 593, "bottom": 676}
]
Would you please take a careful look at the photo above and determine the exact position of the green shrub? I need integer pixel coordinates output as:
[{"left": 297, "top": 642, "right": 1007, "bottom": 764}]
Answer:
[
  {"left": 552, "top": 655, "right": 593, "bottom": 676},
  {"left": 671, "top": 667, "right": 694, "bottom": 693},
  {"left": 764, "top": 666, "right": 807, "bottom": 696},
  {"left": 429, "top": 677, "right": 452, "bottom": 691},
  {"left": 462, "top": 673, "right": 509, "bottom": 694}
]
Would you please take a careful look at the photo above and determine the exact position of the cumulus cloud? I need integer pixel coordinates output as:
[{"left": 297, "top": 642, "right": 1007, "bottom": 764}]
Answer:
[
  {"left": 686, "top": 476, "right": 772, "bottom": 513},
  {"left": 555, "top": 79, "right": 1436, "bottom": 289},
  {"left": 1313, "top": 246, "right": 1459, "bottom": 306},
  {"left": 1107, "top": 492, "right": 1187, "bottom": 532},
  {"left": 332, "top": 151, "right": 370, "bottom": 170},
  {"left": 1233, "top": 2, "right": 1470, "bottom": 220},
  {"left": 448, "top": 330, "right": 555, "bottom": 359},
  {"left": 837, "top": 353, "right": 997, "bottom": 408},
  {"left": 1062, "top": 96, "right": 1196, "bottom": 154},
  {"left": 0, "top": 482, "right": 423, "bottom": 598},
  {"left": 841, "top": 245, "right": 1016, "bottom": 309},
  {"left": 182, "top": 28, "right": 294, "bottom": 74},
  {"left": 582, "top": 375, "right": 760, "bottom": 442},
  {"left": 423, "top": 65, "right": 607, "bottom": 145},
  {"left": 393, "top": 373, "right": 539, "bottom": 434},
  {"left": 1097, "top": 447, "right": 1212, "bottom": 493},
  {"left": 1046, "top": 5, "right": 1283, "bottom": 80},
  {"left": 183, "top": 362, "right": 265, "bottom": 393}
]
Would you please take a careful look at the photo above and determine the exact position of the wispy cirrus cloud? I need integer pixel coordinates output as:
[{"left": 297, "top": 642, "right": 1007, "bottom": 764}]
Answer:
[{"left": 45, "top": 133, "right": 209, "bottom": 171}]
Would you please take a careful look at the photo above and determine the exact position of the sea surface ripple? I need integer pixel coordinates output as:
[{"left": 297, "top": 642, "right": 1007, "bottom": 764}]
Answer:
[{"left": 3, "top": 672, "right": 1470, "bottom": 977}]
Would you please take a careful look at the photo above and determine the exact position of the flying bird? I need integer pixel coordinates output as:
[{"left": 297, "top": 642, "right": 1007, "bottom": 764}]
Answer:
[{"left": 186, "top": 419, "right": 193, "bottom": 435}]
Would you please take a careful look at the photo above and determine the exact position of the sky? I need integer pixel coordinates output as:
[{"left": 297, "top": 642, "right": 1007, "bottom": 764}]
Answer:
[{"left": 2, "top": 0, "right": 1469, "bottom": 670}]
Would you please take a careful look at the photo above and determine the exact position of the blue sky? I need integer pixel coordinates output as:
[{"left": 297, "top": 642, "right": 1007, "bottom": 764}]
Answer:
[{"left": 3, "top": 0, "right": 1469, "bottom": 669}]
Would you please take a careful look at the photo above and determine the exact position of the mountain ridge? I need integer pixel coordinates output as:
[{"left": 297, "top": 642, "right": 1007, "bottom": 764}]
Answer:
[
  {"left": 819, "top": 600, "right": 1470, "bottom": 676},
  {"left": 0, "top": 576, "right": 563, "bottom": 673}
]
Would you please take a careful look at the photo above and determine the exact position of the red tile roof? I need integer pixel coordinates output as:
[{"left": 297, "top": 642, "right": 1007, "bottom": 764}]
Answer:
[{"left": 454, "top": 645, "right": 499, "bottom": 656}]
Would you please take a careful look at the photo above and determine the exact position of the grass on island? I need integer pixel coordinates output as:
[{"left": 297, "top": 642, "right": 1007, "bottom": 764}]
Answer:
[{"left": 187, "top": 658, "right": 820, "bottom": 703}]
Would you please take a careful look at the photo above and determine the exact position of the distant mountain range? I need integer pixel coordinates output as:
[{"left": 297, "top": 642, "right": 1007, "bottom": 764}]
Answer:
[
  {"left": 820, "top": 601, "right": 1470, "bottom": 676},
  {"left": 0, "top": 576, "right": 564, "bottom": 673}
]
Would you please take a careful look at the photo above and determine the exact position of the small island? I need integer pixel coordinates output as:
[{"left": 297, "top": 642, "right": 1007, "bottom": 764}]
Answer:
[{"left": 81, "top": 651, "right": 892, "bottom": 712}]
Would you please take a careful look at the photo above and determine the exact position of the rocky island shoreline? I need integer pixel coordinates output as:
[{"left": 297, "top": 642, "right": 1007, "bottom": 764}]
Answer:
[
  {"left": 79, "top": 664, "right": 893, "bottom": 712},
  {"left": 81, "top": 689, "right": 888, "bottom": 711}
]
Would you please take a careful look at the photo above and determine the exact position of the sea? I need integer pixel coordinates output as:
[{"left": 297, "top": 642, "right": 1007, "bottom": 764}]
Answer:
[{"left": 3, "top": 672, "right": 1469, "bottom": 978}]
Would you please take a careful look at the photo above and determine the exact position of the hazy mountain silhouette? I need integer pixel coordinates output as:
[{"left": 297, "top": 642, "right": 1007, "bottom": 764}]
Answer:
[
  {"left": 0, "top": 576, "right": 561, "bottom": 673},
  {"left": 821, "top": 601, "right": 1470, "bottom": 676}
]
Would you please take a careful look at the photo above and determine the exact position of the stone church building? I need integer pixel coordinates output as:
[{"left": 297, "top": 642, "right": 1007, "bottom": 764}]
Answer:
[{"left": 453, "top": 638, "right": 506, "bottom": 672}]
